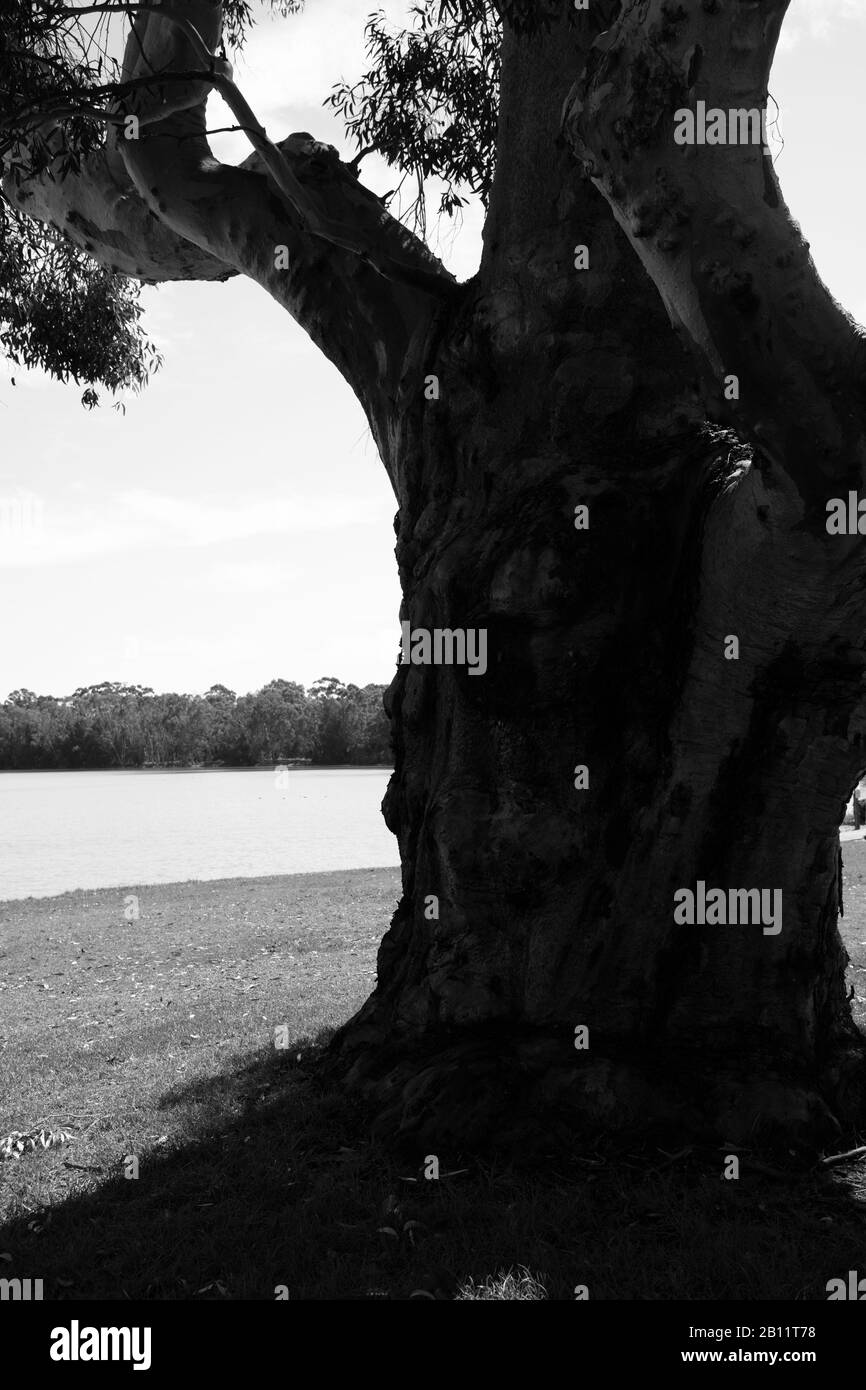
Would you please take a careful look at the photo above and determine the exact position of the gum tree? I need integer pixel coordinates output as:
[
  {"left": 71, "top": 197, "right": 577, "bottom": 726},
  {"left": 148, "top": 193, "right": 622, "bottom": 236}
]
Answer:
[{"left": 4, "top": 0, "right": 866, "bottom": 1149}]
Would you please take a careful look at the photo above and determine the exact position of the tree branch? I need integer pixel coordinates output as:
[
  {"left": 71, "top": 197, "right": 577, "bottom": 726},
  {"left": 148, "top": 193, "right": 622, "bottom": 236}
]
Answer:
[
  {"left": 63, "top": 3, "right": 214, "bottom": 63},
  {"left": 109, "top": 0, "right": 456, "bottom": 451},
  {"left": 2, "top": 131, "right": 236, "bottom": 284},
  {"left": 562, "top": 0, "right": 866, "bottom": 509},
  {"left": 1, "top": 69, "right": 222, "bottom": 141},
  {"left": 107, "top": 0, "right": 455, "bottom": 297},
  {"left": 5, "top": 0, "right": 458, "bottom": 454}
]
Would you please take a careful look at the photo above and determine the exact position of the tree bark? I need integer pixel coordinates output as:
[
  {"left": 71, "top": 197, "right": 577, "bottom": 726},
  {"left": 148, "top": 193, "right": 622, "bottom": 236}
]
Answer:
[
  {"left": 322, "top": 5, "right": 866, "bottom": 1151},
  {"left": 324, "top": 352, "right": 866, "bottom": 1148}
]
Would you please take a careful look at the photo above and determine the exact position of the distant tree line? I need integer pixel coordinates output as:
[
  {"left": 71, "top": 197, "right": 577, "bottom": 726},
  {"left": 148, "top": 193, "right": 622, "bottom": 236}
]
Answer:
[{"left": 0, "top": 678, "right": 392, "bottom": 769}]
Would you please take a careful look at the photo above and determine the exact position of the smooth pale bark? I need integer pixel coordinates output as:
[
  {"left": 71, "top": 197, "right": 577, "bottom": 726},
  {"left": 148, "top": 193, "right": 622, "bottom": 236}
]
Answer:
[
  {"left": 561, "top": 0, "right": 866, "bottom": 512},
  {"left": 4, "top": 137, "right": 234, "bottom": 283},
  {"left": 7, "top": 0, "right": 866, "bottom": 1148}
]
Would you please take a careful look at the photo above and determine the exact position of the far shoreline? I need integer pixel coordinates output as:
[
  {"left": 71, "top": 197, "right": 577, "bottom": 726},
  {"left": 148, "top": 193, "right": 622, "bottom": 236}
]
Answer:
[{"left": 0, "top": 763, "right": 395, "bottom": 774}]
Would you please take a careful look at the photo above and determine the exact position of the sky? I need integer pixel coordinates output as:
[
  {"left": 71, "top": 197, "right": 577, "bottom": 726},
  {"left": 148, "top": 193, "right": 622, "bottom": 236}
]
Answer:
[{"left": 1, "top": 0, "right": 864, "bottom": 700}]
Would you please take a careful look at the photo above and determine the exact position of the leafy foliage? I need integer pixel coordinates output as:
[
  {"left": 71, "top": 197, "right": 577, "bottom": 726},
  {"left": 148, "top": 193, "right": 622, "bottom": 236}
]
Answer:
[
  {"left": 223, "top": 0, "right": 306, "bottom": 53},
  {"left": 0, "top": 0, "right": 128, "bottom": 193},
  {"left": 0, "top": 1128, "right": 72, "bottom": 1161},
  {"left": 0, "top": 0, "right": 561, "bottom": 394},
  {"left": 0, "top": 678, "right": 392, "bottom": 769},
  {"left": 327, "top": 2, "right": 500, "bottom": 225},
  {"left": 0, "top": 195, "right": 162, "bottom": 397},
  {"left": 0, "top": 1, "right": 315, "bottom": 397},
  {"left": 0, "top": 1, "right": 168, "bottom": 397}
]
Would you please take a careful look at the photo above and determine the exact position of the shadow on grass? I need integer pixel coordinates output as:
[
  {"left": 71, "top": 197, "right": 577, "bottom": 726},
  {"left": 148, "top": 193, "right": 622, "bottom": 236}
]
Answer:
[{"left": 2, "top": 1023, "right": 866, "bottom": 1300}]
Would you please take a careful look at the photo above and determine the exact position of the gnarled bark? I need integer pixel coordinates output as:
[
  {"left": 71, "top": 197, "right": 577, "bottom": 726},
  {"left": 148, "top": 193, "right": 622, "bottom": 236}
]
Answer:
[
  {"left": 323, "top": 311, "right": 866, "bottom": 1151},
  {"left": 322, "top": 5, "right": 866, "bottom": 1152}
]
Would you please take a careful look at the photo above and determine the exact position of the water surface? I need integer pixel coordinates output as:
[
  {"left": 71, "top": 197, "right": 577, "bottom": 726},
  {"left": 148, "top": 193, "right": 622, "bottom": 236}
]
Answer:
[{"left": 0, "top": 767, "right": 397, "bottom": 901}]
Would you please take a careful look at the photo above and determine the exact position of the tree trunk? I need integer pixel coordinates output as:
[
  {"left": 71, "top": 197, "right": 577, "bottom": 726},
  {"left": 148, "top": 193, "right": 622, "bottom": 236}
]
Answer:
[
  {"left": 324, "top": 350, "right": 866, "bottom": 1147},
  {"left": 323, "top": 16, "right": 866, "bottom": 1152},
  {"left": 11, "top": 0, "right": 866, "bottom": 1151}
]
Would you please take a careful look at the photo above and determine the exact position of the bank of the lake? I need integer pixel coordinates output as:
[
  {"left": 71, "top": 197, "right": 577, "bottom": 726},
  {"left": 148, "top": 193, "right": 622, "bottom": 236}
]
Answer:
[
  {"left": 3, "top": 856, "right": 866, "bottom": 1300},
  {"left": 0, "top": 865, "right": 398, "bottom": 1159}
]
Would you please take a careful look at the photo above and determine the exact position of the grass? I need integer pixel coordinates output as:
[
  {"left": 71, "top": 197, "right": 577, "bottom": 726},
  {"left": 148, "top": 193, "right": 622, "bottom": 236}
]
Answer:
[{"left": 2, "top": 855, "right": 866, "bottom": 1300}]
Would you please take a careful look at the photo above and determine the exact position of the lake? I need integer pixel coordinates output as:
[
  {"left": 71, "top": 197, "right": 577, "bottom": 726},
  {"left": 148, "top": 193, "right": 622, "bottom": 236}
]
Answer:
[{"left": 0, "top": 767, "right": 398, "bottom": 901}]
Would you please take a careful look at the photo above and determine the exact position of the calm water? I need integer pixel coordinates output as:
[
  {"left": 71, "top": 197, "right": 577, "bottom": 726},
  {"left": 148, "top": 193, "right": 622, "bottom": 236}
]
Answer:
[{"left": 0, "top": 768, "right": 398, "bottom": 901}]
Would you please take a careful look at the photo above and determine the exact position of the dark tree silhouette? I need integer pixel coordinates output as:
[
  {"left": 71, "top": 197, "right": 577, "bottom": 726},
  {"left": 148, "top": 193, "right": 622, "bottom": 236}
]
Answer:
[{"left": 4, "top": 0, "right": 866, "bottom": 1148}]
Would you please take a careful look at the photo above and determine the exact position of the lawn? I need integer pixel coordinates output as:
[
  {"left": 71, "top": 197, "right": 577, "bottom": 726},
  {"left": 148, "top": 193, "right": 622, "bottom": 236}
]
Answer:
[{"left": 2, "top": 857, "right": 866, "bottom": 1300}]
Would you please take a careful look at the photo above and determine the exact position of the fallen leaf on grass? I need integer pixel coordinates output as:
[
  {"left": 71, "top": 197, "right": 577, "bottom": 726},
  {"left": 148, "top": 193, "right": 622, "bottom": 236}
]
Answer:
[{"left": 0, "top": 1128, "right": 73, "bottom": 1160}]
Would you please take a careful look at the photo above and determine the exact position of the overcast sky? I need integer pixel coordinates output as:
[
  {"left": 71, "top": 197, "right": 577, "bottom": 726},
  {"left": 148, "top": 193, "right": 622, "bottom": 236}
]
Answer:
[{"left": 1, "top": 0, "right": 863, "bottom": 700}]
